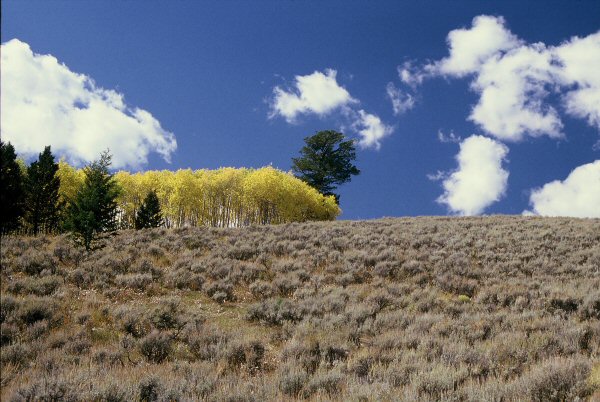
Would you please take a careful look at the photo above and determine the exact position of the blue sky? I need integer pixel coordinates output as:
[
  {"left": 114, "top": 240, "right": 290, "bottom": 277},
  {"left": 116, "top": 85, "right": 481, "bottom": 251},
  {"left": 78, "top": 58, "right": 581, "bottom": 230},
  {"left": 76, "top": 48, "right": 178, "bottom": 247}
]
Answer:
[{"left": 2, "top": 1, "right": 599, "bottom": 218}]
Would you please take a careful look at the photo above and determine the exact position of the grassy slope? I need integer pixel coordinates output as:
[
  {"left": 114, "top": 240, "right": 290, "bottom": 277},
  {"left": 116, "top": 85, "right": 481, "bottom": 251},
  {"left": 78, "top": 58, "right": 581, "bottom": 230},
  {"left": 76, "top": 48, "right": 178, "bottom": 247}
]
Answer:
[{"left": 1, "top": 216, "right": 599, "bottom": 401}]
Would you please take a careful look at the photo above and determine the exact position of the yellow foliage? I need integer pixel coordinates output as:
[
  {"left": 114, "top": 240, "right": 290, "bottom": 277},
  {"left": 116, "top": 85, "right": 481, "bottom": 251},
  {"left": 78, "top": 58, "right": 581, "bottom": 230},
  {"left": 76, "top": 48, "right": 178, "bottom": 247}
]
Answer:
[
  {"left": 57, "top": 160, "right": 85, "bottom": 203},
  {"left": 58, "top": 163, "right": 340, "bottom": 228}
]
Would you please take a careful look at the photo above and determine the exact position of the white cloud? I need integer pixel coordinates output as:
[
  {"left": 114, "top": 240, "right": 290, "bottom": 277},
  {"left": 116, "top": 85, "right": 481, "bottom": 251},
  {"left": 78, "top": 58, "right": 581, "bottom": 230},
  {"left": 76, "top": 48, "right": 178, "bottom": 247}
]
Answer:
[
  {"left": 526, "top": 160, "right": 600, "bottom": 218},
  {"left": 400, "top": 16, "right": 600, "bottom": 143},
  {"left": 554, "top": 32, "right": 600, "bottom": 130},
  {"left": 399, "top": 16, "right": 519, "bottom": 87},
  {"left": 352, "top": 110, "right": 394, "bottom": 150},
  {"left": 270, "top": 69, "right": 394, "bottom": 149},
  {"left": 468, "top": 44, "right": 564, "bottom": 141},
  {"left": 1, "top": 39, "right": 176, "bottom": 169},
  {"left": 270, "top": 69, "right": 356, "bottom": 123},
  {"left": 386, "top": 82, "right": 415, "bottom": 115},
  {"left": 392, "top": 16, "right": 600, "bottom": 215},
  {"left": 435, "top": 15, "right": 521, "bottom": 77},
  {"left": 438, "top": 135, "right": 509, "bottom": 215}
]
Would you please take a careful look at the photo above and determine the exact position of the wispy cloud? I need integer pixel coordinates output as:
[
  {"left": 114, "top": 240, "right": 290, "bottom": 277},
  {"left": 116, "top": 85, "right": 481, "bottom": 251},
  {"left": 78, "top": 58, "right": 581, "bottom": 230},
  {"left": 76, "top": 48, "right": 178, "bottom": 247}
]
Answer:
[
  {"left": 386, "top": 82, "right": 415, "bottom": 115},
  {"left": 437, "top": 130, "right": 462, "bottom": 144},
  {"left": 0, "top": 39, "right": 177, "bottom": 169}
]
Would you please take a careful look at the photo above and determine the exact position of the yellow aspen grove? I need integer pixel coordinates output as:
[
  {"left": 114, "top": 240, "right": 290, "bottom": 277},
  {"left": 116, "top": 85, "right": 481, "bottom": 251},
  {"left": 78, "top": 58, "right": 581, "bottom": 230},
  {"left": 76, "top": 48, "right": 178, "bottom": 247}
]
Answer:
[
  {"left": 57, "top": 163, "right": 340, "bottom": 228},
  {"left": 113, "top": 171, "right": 146, "bottom": 228},
  {"left": 57, "top": 160, "right": 85, "bottom": 204}
]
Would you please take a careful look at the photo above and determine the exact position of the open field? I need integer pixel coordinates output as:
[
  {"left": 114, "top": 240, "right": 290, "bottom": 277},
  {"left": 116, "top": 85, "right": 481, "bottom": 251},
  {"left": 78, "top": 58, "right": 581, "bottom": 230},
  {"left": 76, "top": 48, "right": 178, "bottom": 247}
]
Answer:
[{"left": 1, "top": 216, "right": 599, "bottom": 401}]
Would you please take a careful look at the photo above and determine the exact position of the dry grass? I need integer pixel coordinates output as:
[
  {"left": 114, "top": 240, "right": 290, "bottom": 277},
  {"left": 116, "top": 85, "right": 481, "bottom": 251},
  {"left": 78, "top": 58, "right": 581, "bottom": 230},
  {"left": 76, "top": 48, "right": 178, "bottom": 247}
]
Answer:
[{"left": 1, "top": 216, "right": 599, "bottom": 401}]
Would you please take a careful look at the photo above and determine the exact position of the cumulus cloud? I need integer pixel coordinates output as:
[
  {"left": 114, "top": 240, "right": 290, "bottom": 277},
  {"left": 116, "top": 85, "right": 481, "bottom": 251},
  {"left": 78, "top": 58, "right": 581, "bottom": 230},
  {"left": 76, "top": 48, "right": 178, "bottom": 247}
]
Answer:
[
  {"left": 526, "top": 160, "right": 600, "bottom": 218},
  {"left": 555, "top": 32, "right": 600, "bottom": 130},
  {"left": 437, "top": 135, "right": 509, "bottom": 215},
  {"left": 270, "top": 69, "right": 393, "bottom": 150},
  {"left": 394, "top": 16, "right": 600, "bottom": 215},
  {"left": 435, "top": 15, "right": 521, "bottom": 77},
  {"left": 468, "top": 44, "right": 563, "bottom": 141},
  {"left": 1, "top": 39, "right": 177, "bottom": 169},
  {"left": 399, "top": 15, "right": 600, "bottom": 143},
  {"left": 270, "top": 69, "right": 356, "bottom": 123},
  {"left": 352, "top": 110, "right": 394, "bottom": 150},
  {"left": 386, "top": 82, "right": 415, "bottom": 115}
]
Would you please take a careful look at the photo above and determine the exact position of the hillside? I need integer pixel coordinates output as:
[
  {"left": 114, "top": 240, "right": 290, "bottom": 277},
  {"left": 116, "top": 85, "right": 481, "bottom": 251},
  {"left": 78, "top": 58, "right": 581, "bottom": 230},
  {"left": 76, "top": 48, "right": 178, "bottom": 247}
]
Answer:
[{"left": 1, "top": 216, "right": 599, "bottom": 401}]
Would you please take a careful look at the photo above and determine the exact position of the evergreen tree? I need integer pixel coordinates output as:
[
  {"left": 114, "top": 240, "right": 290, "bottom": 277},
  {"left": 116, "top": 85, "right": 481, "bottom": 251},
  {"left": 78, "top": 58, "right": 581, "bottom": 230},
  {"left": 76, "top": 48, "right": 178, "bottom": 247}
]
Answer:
[
  {"left": 65, "top": 150, "right": 120, "bottom": 250},
  {"left": 291, "top": 130, "right": 360, "bottom": 203},
  {"left": 0, "top": 141, "right": 26, "bottom": 233},
  {"left": 24, "top": 146, "right": 62, "bottom": 234},
  {"left": 135, "top": 190, "right": 164, "bottom": 229}
]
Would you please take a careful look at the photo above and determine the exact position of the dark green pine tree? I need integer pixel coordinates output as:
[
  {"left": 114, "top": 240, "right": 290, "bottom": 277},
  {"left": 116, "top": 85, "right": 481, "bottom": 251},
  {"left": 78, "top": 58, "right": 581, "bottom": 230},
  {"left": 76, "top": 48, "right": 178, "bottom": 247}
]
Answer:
[
  {"left": 0, "top": 141, "right": 26, "bottom": 233},
  {"left": 135, "top": 190, "right": 164, "bottom": 229},
  {"left": 291, "top": 130, "right": 360, "bottom": 204},
  {"left": 24, "top": 146, "right": 62, "bottom": 234},
  {"left": 65, "top": 150, "right": 120, "bottom": 250}
]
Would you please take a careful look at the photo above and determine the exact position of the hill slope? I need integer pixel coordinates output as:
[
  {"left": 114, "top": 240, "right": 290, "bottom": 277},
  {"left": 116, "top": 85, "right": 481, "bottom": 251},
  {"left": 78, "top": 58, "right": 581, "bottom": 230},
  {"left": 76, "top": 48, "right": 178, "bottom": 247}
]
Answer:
[{"left": 1, "top": 216, "right": 599, "bottom": 401}]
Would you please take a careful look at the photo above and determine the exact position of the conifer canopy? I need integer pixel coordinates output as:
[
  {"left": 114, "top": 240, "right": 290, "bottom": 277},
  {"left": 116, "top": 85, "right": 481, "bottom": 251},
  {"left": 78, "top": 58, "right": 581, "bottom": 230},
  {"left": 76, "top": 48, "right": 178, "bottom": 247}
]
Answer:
[{"left": 135, "top": 190, "right": 164, "bottom": 229}]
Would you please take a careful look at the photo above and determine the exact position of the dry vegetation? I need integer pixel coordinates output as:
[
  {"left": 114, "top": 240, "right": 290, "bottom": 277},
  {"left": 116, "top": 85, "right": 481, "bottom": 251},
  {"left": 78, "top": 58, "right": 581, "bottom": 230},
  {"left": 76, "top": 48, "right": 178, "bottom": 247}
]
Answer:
[{"left": 1, "top": 216, "right": 599, "bottom": 401}]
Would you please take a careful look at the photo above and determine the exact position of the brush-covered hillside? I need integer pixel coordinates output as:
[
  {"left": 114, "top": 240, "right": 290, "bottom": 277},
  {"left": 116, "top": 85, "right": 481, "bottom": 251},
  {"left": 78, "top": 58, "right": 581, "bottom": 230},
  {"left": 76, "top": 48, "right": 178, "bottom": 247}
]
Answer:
[{"left": 1, "top": 216, "right": 599, "bottom": 401}]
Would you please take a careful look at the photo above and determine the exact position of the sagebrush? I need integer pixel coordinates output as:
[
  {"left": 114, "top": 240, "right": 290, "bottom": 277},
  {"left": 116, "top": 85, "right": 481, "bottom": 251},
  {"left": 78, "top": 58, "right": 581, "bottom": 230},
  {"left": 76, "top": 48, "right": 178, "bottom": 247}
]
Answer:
[{"left": 1, "top": 216, "right": 599, "bottom": 401}]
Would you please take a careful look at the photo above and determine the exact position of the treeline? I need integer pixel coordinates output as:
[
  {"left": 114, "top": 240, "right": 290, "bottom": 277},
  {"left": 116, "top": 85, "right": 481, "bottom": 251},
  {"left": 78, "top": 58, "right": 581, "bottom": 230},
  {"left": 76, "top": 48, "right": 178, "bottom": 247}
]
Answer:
[
  {"left": 1, "top": 141, "right": 340, "bottom": 237},
  {"left": 1, "top": 143, "right": 62, "bottom": 235},
  {"left": 59, "top": 162, "right": 340, "bottom": 228}
]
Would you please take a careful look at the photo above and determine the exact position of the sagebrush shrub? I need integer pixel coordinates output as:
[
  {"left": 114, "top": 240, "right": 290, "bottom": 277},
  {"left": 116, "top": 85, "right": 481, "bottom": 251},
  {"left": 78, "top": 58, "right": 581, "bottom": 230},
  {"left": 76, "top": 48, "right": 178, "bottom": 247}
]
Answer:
[
  {"left": 203, "top": 281, "right": 235, "bottom": 303},
  {"left": 139, "top": 331, "right": 173, "bottom": 363},
  {"left": 1, "top": 323, "right": 18, "bottom": 346},
  {"left": 139, "top": 376, "right": 163, "bottom": 402},
  {"left": 519, "top": 356, "right": 593, "bottom": 401},
  {"left": 8, "top": 276, "right": 62, "bottom": 296},
  {"left": 115, "top": 273, "right": 153, "bottom": 291},
  {"left": 16, "top": 250, "right": 57, "bottom": 276},
  {"left": 278, "top": 364, "right": 308, "bottom": 397},
  {"left": 150, "top": 300, "right": 183, "bottom": 330},
  {"left": 0, "top": 343, "right": 32, "bottom": 368},
  {"left": 303, "top": 370, "right": 343, "bottom": 397},
  {"left": 18, "top": 299, "right": 56, "bottom": 326},
  {"left": 186, "top": 326, "right": 230, "bottom": 361},
  {"left": 120, "top": 311, "right": 151, "bottom": 338},
  {"left": 0, "top": 295, "right": 18, "bottom": 323},
  {"left": 579, "top": 291, "right": 600, "bottom": 320}
]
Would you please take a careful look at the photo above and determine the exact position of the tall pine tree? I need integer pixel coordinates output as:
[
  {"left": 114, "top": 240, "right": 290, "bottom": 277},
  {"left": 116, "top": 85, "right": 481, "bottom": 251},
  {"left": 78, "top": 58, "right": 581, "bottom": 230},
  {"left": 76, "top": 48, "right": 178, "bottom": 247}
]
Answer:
[
  {"left": 291, "top": 130, "right": 360, "bottom": 204},
  {"left": 135, "top": 190, "right": 164, "bottom": 229},
  {"left": 0, "top": 141, "right": 26, "bottom": 233},
  {"left": 24, "top": 146, "right": 62, "bottom": 234},
  {"left": 65, "top": 150, "right": 120, "bottom": 250}
]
